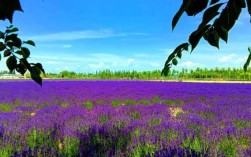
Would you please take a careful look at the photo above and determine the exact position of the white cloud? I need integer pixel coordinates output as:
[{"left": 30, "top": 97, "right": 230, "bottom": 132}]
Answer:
[
  {"left": 219, "top": 54, "right": 236, "bottom": 62},
  {"left": 89, "top": 62, "right": 108, "bottom": 70},
  {"left": 29, "top": 51, "right": 166, "bottom": 73},
  {"left": 150, "top": 62, "right": 161, "bottom": 67},
  {"left": 127, "top": 59, "right": 134, "bottom": 64},
  {"left": 22, "top": 29, "right": 127, "bottom": 41},
  {"left": 180, "top": 61, "right": 199, "bottom": 67},
  {"left": 236, "top": 57, "right": 246, "bottom": 63}
]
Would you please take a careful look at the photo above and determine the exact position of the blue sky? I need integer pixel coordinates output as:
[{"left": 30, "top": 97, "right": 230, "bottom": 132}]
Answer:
[{"left": 1, "top": 0, "right": 251, "bottom": 73}]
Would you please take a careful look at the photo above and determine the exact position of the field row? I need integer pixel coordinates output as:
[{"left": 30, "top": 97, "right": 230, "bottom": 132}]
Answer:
[{"left": 0, "top": 81, "right": 251, "bottom": 156}]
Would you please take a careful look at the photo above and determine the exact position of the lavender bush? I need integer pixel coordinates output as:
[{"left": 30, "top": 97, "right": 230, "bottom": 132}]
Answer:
[{"left": 0, "top": 80, "right": 251, "bottom": 156}]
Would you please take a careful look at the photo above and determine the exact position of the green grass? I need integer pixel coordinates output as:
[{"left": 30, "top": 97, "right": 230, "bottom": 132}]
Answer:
[
  {"left": 123, "top": 99, "right": 138, "bottom": 105},
  {"left": 199, "top": 111, "right": 216, "bottom": 119},
  {"left": 217, "top": 137, "right": 237, "bottom": 157},
  {"left": 129, "top": 111, "right": 141, "bottom": 120},
  {"left": 152, "top": 96, "right": 161, "bottom": 104},
  {"left": 111, "top": 100, "right": 122, "bottom": 107},
  {"left": 0, "top": 104, "right": 12, "bottom": 112},
  {"left": 61, "top": 102, "right": 70, "bottom": 108},
  {"left": 60, "top": 137, "right": 79, "bottom": 157},
  {"left": 95, "top": 100, "right": 106, "bottom": 105},
  {"left": 148, "top": 118, "right": 162, "bottom": 127},
  {"left": 99, "top": 115, "right": 109, "bottom": 124},
  {"left": 139, "top": 99, "right": 151, "bottom": 105},
  {"left": 233, "top": 120, "right": 251, "bottom": 130},
  {"left": 83, "top": 101, "right": 93, "bottom": 110},
  {"left": 160, "top": 129, "right": 179, "bottom": 145}
]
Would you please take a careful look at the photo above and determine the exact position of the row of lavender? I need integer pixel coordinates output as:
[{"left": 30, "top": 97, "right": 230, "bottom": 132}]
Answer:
[{"left": 0, "top": 80, "right": 251, "bottom": 156}]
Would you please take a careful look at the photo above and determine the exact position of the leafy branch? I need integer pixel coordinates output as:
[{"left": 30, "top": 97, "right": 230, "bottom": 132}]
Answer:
[
  {"left": 162, "top": 0, "right": 251, "bottom": 76},
  {"left": 0, "top": 25, "right": 45, "bottom": 85},
  {"left": 0, "top": 0, "right": 45, "bottom": 85}
]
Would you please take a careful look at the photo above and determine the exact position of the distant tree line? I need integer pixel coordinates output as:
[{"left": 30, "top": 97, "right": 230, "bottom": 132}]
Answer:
[
  {"left": 177, "top": 67, "right": 251, "bottom": 80},
  {"left": 45, "top": 70, "right": 163, "bottom": 80},
  {"left": 0, "top": 70, "right": 15, "bottom": 75},
  {"left": 24, "top": 67, "right": 251, "bottom": 81}
]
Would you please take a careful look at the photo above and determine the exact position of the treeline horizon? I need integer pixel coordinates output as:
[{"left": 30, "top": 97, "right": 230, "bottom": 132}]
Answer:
[
  {"left": 38, "top": 67, "right": 251, "bottom": 81},
  {"left": 1, "top": 67, "right": 251, "bottom": 81}
]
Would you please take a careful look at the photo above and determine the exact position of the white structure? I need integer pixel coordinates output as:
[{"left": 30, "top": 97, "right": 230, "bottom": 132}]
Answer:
[{"left": 0, "top": 74, "right": 26, "bottom": 79}]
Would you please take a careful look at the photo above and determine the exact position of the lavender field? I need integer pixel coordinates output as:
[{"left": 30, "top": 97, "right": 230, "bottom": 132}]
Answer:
[{"left": 0, "top": 80, "right": 251, "bottom": 157}]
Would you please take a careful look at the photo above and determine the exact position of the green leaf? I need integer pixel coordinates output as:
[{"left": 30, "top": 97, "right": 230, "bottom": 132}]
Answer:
[
  {"left": 185, "top": 0, "right": 209, "bottom": 16},
  {"left": 207, "top": 29, "right": 220, "bottom": 48},
  {"left": 210, "top": 0, "right": 220, "bottom": 5},
  {"left": 14, "top": 50, "right": 23, "bottom": 55},
  {"left": 35, "top": 63, "right": 45, "bottom": 75},
  {"left": 218, "top": 26, "right": 228, "bottom": 43},
  {"left": 4, "top": 49, "right": 11, "bottom": 57},
  {"left": 24, "top": 40, "right": 36, "bottom": 47},
  {"left": 161, "top": 64, "right": 171, "bottom": 76},
  {"left": 20, "top": 58, "right": 32, "bottom": 73},
  {"left": 235, "top": 0, "right": 246, "bottom": 8},
  {"left": 6, "top": 56, "right": 17, "bottom": 71},
  {"left": 244, "top": 53, "right": 251, "bottom": 72},
  {"left": 177, "top": 51, "right": 182, "bottom": 59},
  {"left": 6, "top": 42, "right": 14, "bottom": 49},
  {"left": 4, "top": 34, "right": 18, "bottom": 42},
  {"left": 0, "top": 54, "right": 1, "bottom": 61},
  {"left": 6, "top": 27, "right": 19, "bottom": 34},
  {"left": 30, "top": 66, "right": 42, "bottom": 86},
  {"left": 165, "top": 42, "right": 189, "bottom": 65},
  {"left": 219, "top": 1, "right": 242, "bottom": 31},
  {"left": 20, "top": 58, "right": 42, "bottom": 86},
  {"left": 21, "top": 47, "right": 30, "bottom": 59},
  {"left": 189, "top": 25, "right": 211, "bottom": 51},
  {"left": 12, "top": 37, "right": 22, "bottom": 48},
  {"left": 0, "top": 42, "right": 6, "bottom": 51},
  {"left": 214, "top": 19, "right": 229, "bottom": 43},
  {"left": 173, "top": 42, "right": 189, "bottom": 53},
  {"left": 172, "top": 58, "right": 178, "bottom": 66},
  {"left": 0, "top": 31, "right": 4, "bottom": 39},
  {"left": 248, "top": 47, "right": 251, "bottom": 53},
  {"left": 7, "top": 25, "right": 14, "bottom": 29},
  {"left": 16, "top": 63, "right": 27, "bottom": 75},
  {"left": 0, "top": 0, "right": 23, "bottom": 23},
  {"left": 247, "top": 0, "right": 251, "bottom": 18},
  {"left": 172, "top": 0, "right": 191, "bottom": 30},
  {"left": 198, "top": 3, "right": 224, "bottom": 29}
]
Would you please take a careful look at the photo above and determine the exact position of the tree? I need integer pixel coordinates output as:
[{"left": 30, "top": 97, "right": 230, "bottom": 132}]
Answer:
[
  {"left": 0, "top": 0, "right": 45, "bottom": 85},
  {"left": 162, "top": 0, "right": 251, "bottom": 76}
]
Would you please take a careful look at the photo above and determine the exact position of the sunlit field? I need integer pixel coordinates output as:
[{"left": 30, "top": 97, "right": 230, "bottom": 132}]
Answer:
[{"left": 0, "top": 80, "right": 251, "bottom": 157}]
